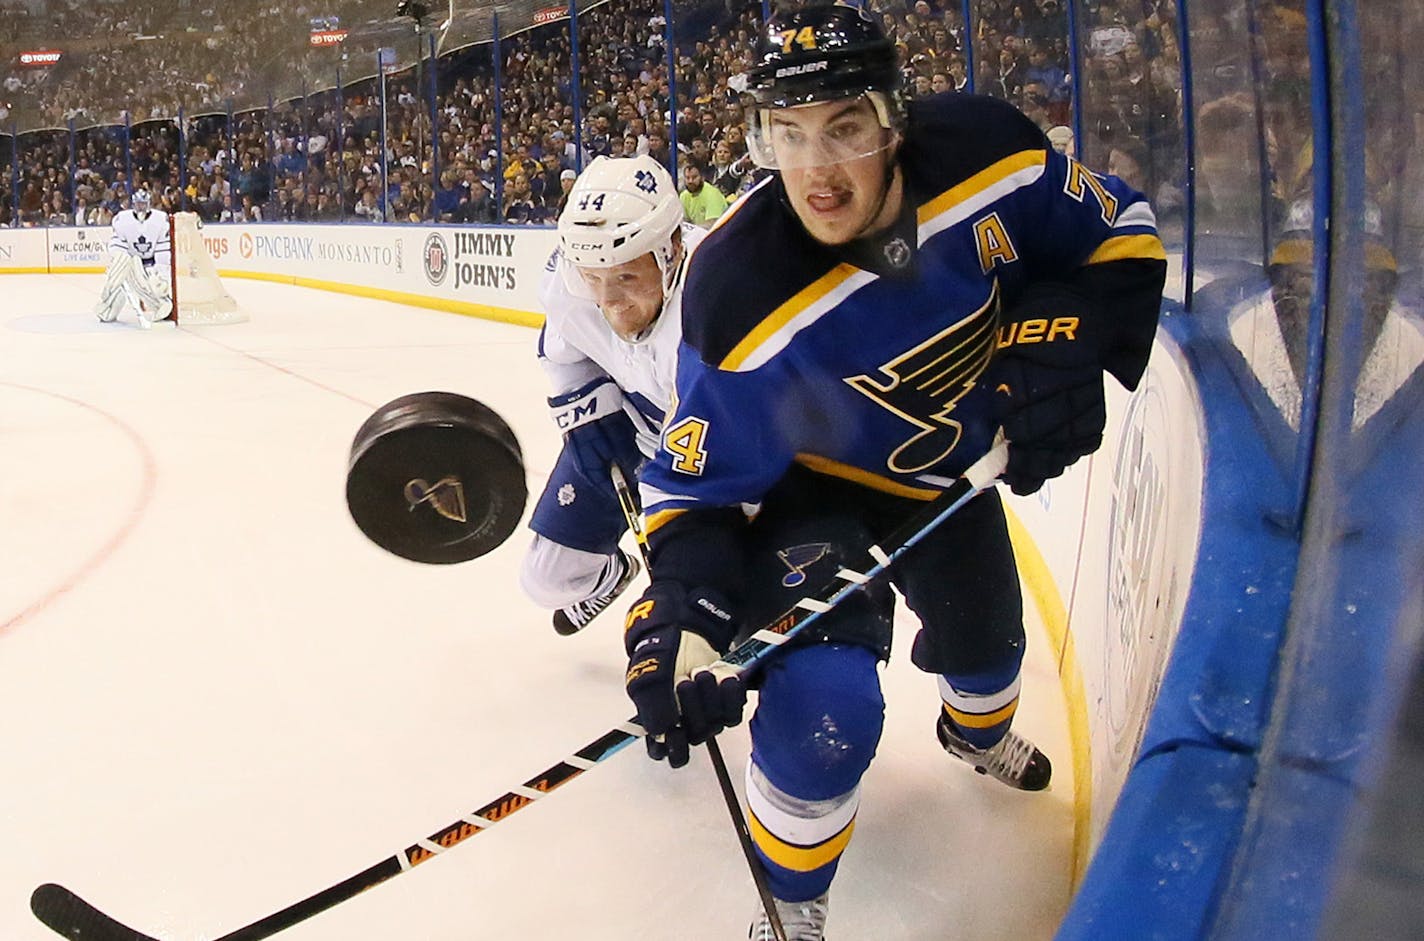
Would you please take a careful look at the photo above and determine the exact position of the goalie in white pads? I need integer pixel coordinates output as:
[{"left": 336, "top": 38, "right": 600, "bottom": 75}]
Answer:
[
  {"left": 519, "top": 155, "right": 705, "bottom": 635},
  {"left": 95, "top": 190, "right": 173, "bottom": 327}
]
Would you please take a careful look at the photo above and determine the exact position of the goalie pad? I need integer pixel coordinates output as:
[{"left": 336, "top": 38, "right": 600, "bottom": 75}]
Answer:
[
  {"left": 346, "top": 392, "right": 528, "bottom": 564},
  {"left": 95, "top": 250, "right": 172, "bottom": 323}
]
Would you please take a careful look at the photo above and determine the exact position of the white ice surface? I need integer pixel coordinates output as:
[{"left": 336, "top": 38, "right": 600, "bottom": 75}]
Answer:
[{"left": 0, "top": 275, "right": 1074, "bottom": 940}]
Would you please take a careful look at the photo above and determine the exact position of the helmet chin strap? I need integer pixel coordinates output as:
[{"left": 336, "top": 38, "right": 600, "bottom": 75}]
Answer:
[
  {"left": 628, "top": 239, "right": 687, "bottom": 345},
  {"left": 849, "top": 144, "right": 902, "bottom": 243}
]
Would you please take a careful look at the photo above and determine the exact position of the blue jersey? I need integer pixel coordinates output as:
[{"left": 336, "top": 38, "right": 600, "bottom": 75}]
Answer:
[{"left": 641, "top": 93, "right": 1166, "bottom": 546}]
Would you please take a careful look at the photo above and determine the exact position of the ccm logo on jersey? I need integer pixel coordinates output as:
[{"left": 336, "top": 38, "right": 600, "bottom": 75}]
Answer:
[
  {"left": 996, "top": 316, "right": 1079, "bottom": 348},
  {"left": 554, "top": 400, "right": 599, "bottom": 428},
  {"left": 548, "top": 380, "right": 622, "bottom": 431}
]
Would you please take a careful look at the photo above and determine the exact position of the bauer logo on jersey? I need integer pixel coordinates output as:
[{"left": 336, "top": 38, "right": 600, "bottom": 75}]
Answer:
[
  {"left": 424, "top": 232, "right": 450, "bottom": 285},
  {"left": 844, "top": 284, "right": 998, "bottom": 474}
]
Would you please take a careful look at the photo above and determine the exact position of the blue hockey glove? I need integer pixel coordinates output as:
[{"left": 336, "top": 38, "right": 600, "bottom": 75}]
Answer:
[
  {"left": 985, "top": 283, "right": 1108, "bottom": 495},
  {"left": 548, "top": 378, "right": 644, "bottom": 483},
  {"left": 624, "top": 582, "right": 746, "bottom": 768}
]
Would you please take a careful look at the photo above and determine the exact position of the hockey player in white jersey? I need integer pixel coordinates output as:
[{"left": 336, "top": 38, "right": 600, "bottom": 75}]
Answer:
[
  {"left": 95, "top": 189, "right": 173, "bottom": 327},
  {"left": 519, "top": 155, "right": 704, "bottom": 635}
]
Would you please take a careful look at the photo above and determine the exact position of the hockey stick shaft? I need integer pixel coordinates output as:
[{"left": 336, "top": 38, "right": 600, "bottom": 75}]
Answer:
[
  {"left": 31, "top": 725, "right": 642, "bottom": 941},
  {"left": 31, "top": 443, "right": 1006, "bottom": 941},
  {"left": 611, "top": 464, "right": 788, "bottom": 941}
]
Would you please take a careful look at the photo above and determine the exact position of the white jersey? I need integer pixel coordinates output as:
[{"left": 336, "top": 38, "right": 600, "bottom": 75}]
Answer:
[
  {"left": 109, "top": 208, "right": 171, "bottom": 269},
  {"left": 536, "top": 223, "right": 705, "bottom": 458}
]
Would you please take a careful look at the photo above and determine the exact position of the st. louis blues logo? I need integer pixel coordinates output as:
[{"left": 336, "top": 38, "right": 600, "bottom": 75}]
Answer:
[
  {"left": 634, "top": 169, "right": 659, "bottom": 194},
  {"left": 776, "top": 543, "right": 832, "bottom": 588},
  {"left": 844, "top": 283, "right": 998, "bottom": 474}
]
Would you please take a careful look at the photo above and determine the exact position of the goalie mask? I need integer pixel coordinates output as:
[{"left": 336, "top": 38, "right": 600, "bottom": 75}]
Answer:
[
  {"left": 557, "top": 155, "right": 684, "bottom": 343},
  {"left": 132, "top": 189, "right": 153, "bottom": 221},
  {"left": 744, "top": 3, "right": 904, "bottom": 170}
]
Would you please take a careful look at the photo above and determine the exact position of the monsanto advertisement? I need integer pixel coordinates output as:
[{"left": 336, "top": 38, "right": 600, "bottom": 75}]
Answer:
[{"left": 210, "top": 223, "right": 555, "bottom": 320}]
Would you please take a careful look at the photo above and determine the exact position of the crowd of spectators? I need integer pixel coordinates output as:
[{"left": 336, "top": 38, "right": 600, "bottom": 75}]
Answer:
[{"left": 1, "top": 0, "right": 1192, "bottom": 233}]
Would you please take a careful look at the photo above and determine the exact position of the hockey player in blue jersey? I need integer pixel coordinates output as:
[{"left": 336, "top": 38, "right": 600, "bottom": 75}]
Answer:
[{"left": 620, "top": 5, "right": 1167, "bottom": 938}]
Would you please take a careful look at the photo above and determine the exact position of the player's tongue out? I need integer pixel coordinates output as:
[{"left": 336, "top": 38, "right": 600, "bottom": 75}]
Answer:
[{"left": 807, "top": 188, "right": 851, "bottom": 213}]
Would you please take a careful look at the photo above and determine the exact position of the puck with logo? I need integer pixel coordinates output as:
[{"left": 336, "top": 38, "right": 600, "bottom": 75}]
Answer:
[{"left": 346, "top": 392, "right": 527, "bottom": 564}]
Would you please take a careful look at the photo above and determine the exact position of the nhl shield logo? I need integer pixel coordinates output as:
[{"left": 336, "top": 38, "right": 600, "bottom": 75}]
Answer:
[
  {"left": 424, "top": 232, "right": 450, "bottom": 286},
  {"left": 883, "top": 236, "right": 911, "bottom": 269}
]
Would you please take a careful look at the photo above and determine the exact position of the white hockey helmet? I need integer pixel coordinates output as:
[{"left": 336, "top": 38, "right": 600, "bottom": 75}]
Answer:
[
  {"left": 557, "top": 155, "right": 683, "bottom": 291},
  {"left": 132, "top": 189, "right": 152, "bottom": 219}
]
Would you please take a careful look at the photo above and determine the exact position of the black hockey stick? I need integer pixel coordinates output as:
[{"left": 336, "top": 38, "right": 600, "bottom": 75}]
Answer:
[
  {"left": 610, "top": 463, "right": 788, "bottom": 941},
  {"left": 31, "top": 442, "right": 1007, "bottom": 941}
]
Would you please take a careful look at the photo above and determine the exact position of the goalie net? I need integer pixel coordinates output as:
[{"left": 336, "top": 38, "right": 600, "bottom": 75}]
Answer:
[{"left": 165, "top": 212, "right": 246, "bottom": 324}]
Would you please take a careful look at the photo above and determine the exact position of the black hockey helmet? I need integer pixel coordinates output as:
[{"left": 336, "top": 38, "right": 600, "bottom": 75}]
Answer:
[
  {"left": 744, "top": 3, "right": 901, "bottom": 110},
  {"left": 743, "top": 3, "right": 904, "bottom": 169}
]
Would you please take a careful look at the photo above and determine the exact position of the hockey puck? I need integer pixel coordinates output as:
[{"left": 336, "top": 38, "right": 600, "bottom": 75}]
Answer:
[{"left": 346, "top": 392, "right": 527, "bottom": 564}]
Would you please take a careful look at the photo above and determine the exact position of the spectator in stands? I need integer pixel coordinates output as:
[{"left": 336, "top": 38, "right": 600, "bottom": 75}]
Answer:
[
  {"left": 645, "top": 128, "right": 672, "bottom": 170},
  {"left": 276, "top": 139, "right": 306, "bottom": 177},
  {"left": 502, "top": 172, "right": 542, "bottom": 224},
  {"left": 993, "top": 46, "right": 1024, "bottom": 100},
  {"left": 354, "top": 187, "right": 385, "bottom": 223},
  {"left": 708, "top": 140, "right": 748, "bottom": 198},
  {"left": 433, "top": 169, "right": 463, "bottom": 222},
  {"left": 19, "top": 181, "right": 42, "bottom": 224},
  {"left": 44, "top": 190, "right": 69, "bottom": 226},
  {"left": 678, "top": 162, "right": 727, "bottom": 227},
  {"left": 553, "top": 168, "right": 576, "bottom": 218},
  {"left": 456, "top": 178, "right": 497, "bottom": 224}
]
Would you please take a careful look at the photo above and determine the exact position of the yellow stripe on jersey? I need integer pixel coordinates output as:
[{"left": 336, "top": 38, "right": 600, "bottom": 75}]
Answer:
[
  {"left": 720, "top": 263, "right": 861, "bottom": 371},
  {"left": 643, "top": 506, "right": 689, "bottom": 536},
  {"left": 916, "top": 149, "right": 1047, "bottom": 228},
  {"left": 943, "top": 698, "right": 1020, "bottom": 729},
  {"left": 1084, "top": 233, "right": 1167, "bottom": 265},
  {"left": 794, "top": 453, "right": 943, "bottom": 500},
  {"left": 749, "top": 809, "right": 857, "bottom": 873}
]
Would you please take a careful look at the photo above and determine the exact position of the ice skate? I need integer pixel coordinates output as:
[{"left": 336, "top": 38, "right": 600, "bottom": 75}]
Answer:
[
  {"left": 552, "top": 548, "right": 639, "bottom": 636},
  {"left": 937, "top": 713, "right": 1052, "bottom": 791},
  {"left": 749, "top": 892, "right": 828, "bottom": 941}
]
